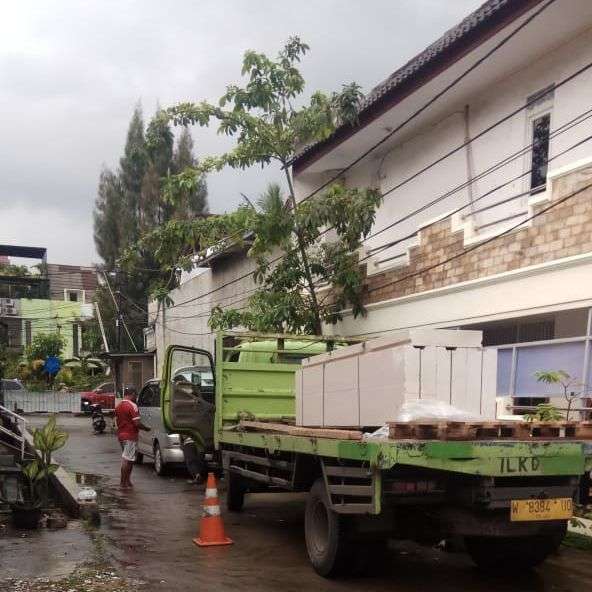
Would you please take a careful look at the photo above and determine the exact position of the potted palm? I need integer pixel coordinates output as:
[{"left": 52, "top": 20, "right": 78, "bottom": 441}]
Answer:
[{"left": 9, "top": 416, "right": 68, "bottom": 529}]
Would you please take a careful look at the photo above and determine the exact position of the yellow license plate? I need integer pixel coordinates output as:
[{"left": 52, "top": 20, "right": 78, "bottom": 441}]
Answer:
[{"left": 510, "top": 498, "right": 573, "bottom": 522}]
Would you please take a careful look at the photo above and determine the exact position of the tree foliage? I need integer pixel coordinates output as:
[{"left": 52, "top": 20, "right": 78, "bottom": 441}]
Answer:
[
  {"left": 92, "top": 104, "right": 209, "bottom": 350},
  {"left": 124, "top": 38, "right": 380, "bottom": 335},
  {"left": 25, "top": 332, "right": 66, "bottom": 361},
  {"left": 534, "top": 369, "right": 587, "bottom": 421}
]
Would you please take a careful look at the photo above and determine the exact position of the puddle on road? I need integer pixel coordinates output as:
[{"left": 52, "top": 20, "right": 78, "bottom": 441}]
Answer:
[{"left": 75, "top": 472, "right": 103, "bottom": 486}]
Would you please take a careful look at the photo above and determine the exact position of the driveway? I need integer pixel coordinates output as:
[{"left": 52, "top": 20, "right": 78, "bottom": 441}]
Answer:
[{"left": 3, "top": 415, "right": 592, "bottom": 592}]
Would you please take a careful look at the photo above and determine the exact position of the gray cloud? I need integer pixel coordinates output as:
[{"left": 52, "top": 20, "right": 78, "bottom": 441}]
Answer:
[{"left": 0, "top": 0, "right": 482, "bottom": 265}]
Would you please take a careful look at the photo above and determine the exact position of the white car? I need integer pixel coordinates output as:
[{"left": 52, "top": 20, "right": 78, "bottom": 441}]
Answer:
[{"left": 135, "top": 379, "right": 185, "bottom": 476}]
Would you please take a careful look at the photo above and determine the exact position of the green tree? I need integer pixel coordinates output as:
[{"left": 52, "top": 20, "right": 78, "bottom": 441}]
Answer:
[
  {"left": 93, "top": 101, "right": 212, "bottom": 350},
  {"left": 171, "top": 128, "right": 208, "bottom": 219},
  {"left": 126, "top": 38, "right": 379, "bottom": 335},
  {"left": 535, "top": 370, "right": 586, "bottom": 421},
  {"left": 26, "top": 332, "right": 66, "bottom": 361},
  {"left": 93, "top": 168, "right": 124, "bottom": 270},
  {"left": 119, "top": 104, "right": 149, "bottom": 242}
]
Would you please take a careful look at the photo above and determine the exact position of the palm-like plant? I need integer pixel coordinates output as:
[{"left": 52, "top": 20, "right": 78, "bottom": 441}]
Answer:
[
  {"left": 16, "top": 416, "right": 68, "bottom": 509},
  {"left": 534, "top": 370, "right": 587, "bottom": 421}
]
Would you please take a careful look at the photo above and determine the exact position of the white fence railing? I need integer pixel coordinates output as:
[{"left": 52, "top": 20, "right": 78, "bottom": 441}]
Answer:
[{"left": 3, "top": 391, "right": 82, "bottom": 414}]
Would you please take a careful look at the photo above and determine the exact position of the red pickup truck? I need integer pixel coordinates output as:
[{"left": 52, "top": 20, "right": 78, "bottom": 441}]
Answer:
[{"left": 80, "top": 382, "right": 116, "bottom": 412}]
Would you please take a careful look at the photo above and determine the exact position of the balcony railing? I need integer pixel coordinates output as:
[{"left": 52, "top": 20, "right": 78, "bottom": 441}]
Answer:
[
  {"left": 495, "top": 334, "right": 592, "bottom": 398},
  {"left": 0, "top": 276, "right": 50, "bottom": 300}
]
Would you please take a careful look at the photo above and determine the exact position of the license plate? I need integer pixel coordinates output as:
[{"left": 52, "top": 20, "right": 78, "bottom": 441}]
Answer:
[{"left": 510, "top": 498, "right": 573, "bottom": 522}]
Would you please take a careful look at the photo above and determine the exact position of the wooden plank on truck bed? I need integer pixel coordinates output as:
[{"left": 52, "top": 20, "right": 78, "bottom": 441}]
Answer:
[{"left": 239, "top": 420, "right": 363, "bottom": 440}]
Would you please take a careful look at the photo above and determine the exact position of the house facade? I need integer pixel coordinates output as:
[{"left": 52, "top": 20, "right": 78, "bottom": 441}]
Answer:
[
  {"left": 293, "top": 0, "right": 592, "bottom": 403},
  {"left": 0, "top": 245, "right": 97, "bottom": 359},
  {"left": 147, "top": 246, "right": 258, "bottom": 377}
]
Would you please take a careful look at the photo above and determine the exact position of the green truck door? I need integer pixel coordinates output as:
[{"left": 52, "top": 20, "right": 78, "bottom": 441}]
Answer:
[{"left": 161, "top": 345, "right": 216, "bottom": 450}]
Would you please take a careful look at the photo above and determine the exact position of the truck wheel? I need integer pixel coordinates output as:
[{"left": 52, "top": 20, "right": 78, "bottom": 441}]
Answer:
[
  {"left": 226, "top": 470, "right": 246, "bottom": 512},
  {"left": 305, "top": 478, "right": 355, "bottom": 578},
  {"left": 466, "top": 524, "right": 566, "bottom": 571}
]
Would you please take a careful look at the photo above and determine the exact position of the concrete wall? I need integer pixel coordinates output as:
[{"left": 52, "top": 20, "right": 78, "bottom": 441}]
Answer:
[
  {"left": 323, "top": 162, "right": 592, "bottom": 339},
  {"left": 149, "top": 252, "right": 258, "bottom": 377},
  {"left": 19, "top": 299, "right": 86, "bottom": 358},
  {"left": 293, "top": 14, "right": 592, "bottom": 340},
  {"left": 352, "top": 26, "right": 592, "bottom": 271}
]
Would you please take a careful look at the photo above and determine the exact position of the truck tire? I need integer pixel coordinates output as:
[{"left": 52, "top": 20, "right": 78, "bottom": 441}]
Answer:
[
  {"left": 466, "top": 523, "right": 566, "bottom": 571},
  {"left": 226, "top": 470, "right": 246, "bottom": 512},
  {"left": 305, "top": 478, "right": 356, "bottom": 578}
]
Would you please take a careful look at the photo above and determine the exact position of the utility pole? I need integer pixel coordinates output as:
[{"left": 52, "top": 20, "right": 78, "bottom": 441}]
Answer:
[
  {"left": 115, "top": 290, "right": 123, "bottom": 353},
  {"left": 94, "top": 302, "right": 110, "bottom": 352}
]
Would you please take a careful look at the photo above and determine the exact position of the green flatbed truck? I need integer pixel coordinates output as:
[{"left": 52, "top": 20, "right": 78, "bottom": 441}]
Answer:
[{"left": 161, "top": 332, "right": 592, "bottom": 577}]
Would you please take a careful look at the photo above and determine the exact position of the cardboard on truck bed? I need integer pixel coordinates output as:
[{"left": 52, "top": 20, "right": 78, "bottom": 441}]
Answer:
[{"left": 295, "top": 329, "right": 497, "bottom": 427}]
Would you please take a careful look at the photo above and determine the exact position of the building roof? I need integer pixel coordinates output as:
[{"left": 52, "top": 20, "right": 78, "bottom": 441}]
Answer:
[
  {"left": 292, "top": 0, "right": 544, "bottom": 173},
  {"left": 0, "top": 245, "right": 47, "bottom": 260}
]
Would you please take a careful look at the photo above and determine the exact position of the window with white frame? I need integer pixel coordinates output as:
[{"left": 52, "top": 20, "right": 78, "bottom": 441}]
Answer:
[
  {"left": 526, "top": 85, "right": 554, "bottom": 194},
  {"left": 64, "top": 289, "right": 84, "bottom": 303}
]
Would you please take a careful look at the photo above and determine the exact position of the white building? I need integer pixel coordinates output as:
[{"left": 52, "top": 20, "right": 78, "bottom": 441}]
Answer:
[
  {"left": 293, "top": 0, "right": 592, "bottom": 406},
  {"left": 147, "top": 244, "right": 258, "bottom": 376}
]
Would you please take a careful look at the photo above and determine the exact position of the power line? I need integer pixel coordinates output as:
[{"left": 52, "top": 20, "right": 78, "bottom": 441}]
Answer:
[
  {"left": 166, "top": 88, "right": 592, "bottom": 313},
  {"left": 163, "top": 5, "right": 560, "bottom": 310},
  {"left": 146, "top": 176, "right": 592, "bottom": 338},
  {"left": 360, "top": 123, "right": 592, "bottom": 262},
  {"left": 289, "top": 0, "right": 558, "bottom": 205},
  {"left": 102, "top": 272, "right": 138, "bottom": 353},
  {"left": 153, "top": 121, "right": 592, "bottom": 329},
  {"left": 360, "top": 179, "right": 592, "bottom": 301},
  {"left": 166, "top": 62, "right": 592, "bottom": 311}
]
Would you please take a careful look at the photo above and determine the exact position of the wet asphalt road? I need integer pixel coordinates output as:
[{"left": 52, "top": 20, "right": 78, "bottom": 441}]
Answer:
[{"left": 11, "top": 416, "right": 592, "bottom": 591}]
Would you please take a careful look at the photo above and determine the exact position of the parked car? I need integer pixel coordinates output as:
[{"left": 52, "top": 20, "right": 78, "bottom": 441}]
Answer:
[
  {"left": 135, "top": 379, "right": 185, "bottom": 476},
  {"left": 80, "top": 382, "right": 116, "bottom": 414},
  {"left": 1, "top": 378, "right": 25, "bottom": 407},
  {"left": 1, "top": 379, "right": 25, "bottom": 392}
]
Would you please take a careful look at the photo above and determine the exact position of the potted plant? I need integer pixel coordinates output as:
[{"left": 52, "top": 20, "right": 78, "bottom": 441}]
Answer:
[{"left": 8, "top": 416, "right": 68, "bottom": 529}]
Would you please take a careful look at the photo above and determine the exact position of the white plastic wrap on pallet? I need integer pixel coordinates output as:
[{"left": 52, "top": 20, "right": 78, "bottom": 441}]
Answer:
[{"left": 296, "top": 329, "right": 497, "bottom": 427}]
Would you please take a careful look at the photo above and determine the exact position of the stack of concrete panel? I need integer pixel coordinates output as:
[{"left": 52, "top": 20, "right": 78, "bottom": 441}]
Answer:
[{"left": 295, "top": 329, "right": 497, "bottom": 427}]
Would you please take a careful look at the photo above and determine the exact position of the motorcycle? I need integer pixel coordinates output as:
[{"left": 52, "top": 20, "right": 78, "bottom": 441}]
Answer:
[{"left": 90, "top": 403, "right": 107, "bottom": 435}]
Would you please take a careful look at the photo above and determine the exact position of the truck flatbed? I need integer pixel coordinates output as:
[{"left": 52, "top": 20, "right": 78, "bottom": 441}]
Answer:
[{"left": 223, "top": 421, "right": 589, "bottom": 478}]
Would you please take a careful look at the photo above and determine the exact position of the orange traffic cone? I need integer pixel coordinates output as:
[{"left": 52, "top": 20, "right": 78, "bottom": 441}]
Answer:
[{"left": 193, "top": 473, "right": 233, "bottom": 547}]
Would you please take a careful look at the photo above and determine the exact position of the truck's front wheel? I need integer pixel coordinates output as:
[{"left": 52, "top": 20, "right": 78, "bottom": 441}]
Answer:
[
  {"left": 305, "top": 478, "right": 356, "bottom": 578},
  {"left": 466, "top": 523, "right": 566, "bottom": 571}
]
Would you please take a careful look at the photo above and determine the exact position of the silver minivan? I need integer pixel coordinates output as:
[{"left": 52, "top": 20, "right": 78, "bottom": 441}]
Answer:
[{"left": 135, "top": 379, "right": 184, "bottom": 476}]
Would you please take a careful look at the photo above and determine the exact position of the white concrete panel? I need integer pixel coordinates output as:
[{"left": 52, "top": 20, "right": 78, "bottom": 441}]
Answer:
[
  {"left": 300, "top": 365, "right": 324, "bottom": 427},
  {"left": 481, "top": 349, "right": 499, "bottom": 419},
  {"left": 435, "top": 347, "right": 452, "bottom": 404},
  {"left": 359, "top": 347, "right": 405, "bottom": 425},
  {"left": 450, "top": 348, "right": 469, "bottom": 411},
  {"left": 323, "top": 357, "right": 359, "bottom": 427},
  {"left": 419, "top": 346, "right": 437, "bottom": 399},
  {"left": 295, "top": 370, "right": 303, "bottom": 426},
  {"left": 465, "top": 348, "right": 484, "bottom": 416}
]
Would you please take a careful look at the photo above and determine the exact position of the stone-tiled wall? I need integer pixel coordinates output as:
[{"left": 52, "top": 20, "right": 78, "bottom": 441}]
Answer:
[{"left": 363, "top": 165, "right": 592, "bottom": 305}]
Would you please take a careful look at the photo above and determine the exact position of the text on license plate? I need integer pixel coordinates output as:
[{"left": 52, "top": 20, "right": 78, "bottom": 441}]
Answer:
[{"left": 510, "top": 498, "right": 573, "bottom": 522}]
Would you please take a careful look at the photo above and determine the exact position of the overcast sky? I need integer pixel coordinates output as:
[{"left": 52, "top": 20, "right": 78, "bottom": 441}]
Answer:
[{"left": 0, "top": 0, "right": 483, "bottom": 266}]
